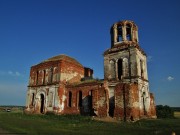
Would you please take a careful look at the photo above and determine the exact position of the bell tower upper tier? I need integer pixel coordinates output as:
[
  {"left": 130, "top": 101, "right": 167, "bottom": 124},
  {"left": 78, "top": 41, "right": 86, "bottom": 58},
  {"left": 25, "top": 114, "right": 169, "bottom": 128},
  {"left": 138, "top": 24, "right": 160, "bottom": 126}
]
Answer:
[
  {"left": 104, "top": 20, "right": 148, "bottom": 83},
  {"left": 110, "top": 20, "right": 139, "bottom": 48}
]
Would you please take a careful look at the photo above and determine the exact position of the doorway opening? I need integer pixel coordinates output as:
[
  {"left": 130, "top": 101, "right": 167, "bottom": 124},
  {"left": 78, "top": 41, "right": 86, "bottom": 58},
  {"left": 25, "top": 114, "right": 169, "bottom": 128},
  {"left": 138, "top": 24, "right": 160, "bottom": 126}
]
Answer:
[
  {"left": 31, "top": 93, "right": 35, "bottom": 106},
  {"left": 78, "top": 91, "right": 82, "bottom": 107},
  {"left": 88, "top": 90, "right": 93, "bottom": 112},
  {"left": 68, "top": 91, "right": 72, "bottom": 107},
  {"left": 142, "top": 92, "right": 147, "bottom": 115},
  {"left": 40, "top": 94, "right": 44, "bottom": 113}
]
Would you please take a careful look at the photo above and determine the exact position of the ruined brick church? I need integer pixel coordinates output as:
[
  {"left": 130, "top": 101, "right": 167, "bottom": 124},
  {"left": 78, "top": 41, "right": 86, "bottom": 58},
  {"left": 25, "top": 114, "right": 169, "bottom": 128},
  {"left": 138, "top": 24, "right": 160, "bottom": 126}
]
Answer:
[{"left": 25, "top": 20, "right": 156, "bottom": 121}]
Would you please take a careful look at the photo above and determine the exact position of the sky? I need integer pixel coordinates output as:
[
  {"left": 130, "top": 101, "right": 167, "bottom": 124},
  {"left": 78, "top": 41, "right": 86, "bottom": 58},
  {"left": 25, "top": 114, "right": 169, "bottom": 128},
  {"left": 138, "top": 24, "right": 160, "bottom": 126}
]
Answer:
[{"left": 0, "top": 0, "right": 180, "bottom": 106}]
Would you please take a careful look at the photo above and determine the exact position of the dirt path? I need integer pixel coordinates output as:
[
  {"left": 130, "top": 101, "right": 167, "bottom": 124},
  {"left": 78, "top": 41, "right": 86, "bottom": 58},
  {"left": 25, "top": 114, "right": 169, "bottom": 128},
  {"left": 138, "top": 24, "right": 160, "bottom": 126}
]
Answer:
[
  {"left": 0, "top": 128, "right": 11, "bottom": 134},
  {"left": 92, "top": 116, "right": 120, "bottom": 123},
  {"left": 0, "top": 128, "right": 18, "bottom": 135}
]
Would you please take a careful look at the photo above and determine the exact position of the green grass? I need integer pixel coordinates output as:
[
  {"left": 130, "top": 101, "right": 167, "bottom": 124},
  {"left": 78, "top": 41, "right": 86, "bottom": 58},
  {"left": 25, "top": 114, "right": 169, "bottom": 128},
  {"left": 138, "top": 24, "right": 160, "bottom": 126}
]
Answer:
[{"left": 0, "top": 111, "right": 180, "bottom": 135}]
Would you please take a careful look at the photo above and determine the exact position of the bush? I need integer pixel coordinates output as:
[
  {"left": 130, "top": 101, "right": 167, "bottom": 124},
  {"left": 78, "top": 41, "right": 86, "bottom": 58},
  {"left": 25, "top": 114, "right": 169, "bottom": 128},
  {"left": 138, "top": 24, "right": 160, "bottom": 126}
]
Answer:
[{"left": 156, "top": 105, "right": 174, "bottom": 118}]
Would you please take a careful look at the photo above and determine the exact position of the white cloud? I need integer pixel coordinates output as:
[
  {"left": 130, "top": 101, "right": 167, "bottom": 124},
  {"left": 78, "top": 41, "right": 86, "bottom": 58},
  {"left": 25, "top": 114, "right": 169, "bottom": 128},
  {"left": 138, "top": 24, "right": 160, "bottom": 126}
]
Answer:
[
  {"left": 15, "top": 72, "right": 21, "bottom": 76},
  {"left": 167, "top": 76, "right": 174, "bottom": 81},
  {"left": 8, "top": 71, "right": 13, "bottom": 75},
  {"left": 0, "top": 70, "right": 23, "bottom": 77},
  {"left": 147, "top": 56, "right": 153, "bottom": 62}
]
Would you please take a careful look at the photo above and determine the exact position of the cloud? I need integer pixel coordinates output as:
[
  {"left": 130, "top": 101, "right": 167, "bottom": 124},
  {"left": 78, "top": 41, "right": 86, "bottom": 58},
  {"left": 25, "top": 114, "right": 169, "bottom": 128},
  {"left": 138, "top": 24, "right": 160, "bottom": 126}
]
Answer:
[
  {"left": 167, "top": 76, "right": 174, "bottom": 81},
  {"left": 8, "top": 71, "right": 13, "bottom": 75},
  {"left": 0, "top": 70, "right": 23, "bottom": 77},
  {"left": 8, "top": 71, "right": 22, "bottom": 76},
  {"left": 147, "top": 56, "right": 153, "bottom": 62},
  {"left": 15, "top": 72, "right": 21, "bottom": 76}
]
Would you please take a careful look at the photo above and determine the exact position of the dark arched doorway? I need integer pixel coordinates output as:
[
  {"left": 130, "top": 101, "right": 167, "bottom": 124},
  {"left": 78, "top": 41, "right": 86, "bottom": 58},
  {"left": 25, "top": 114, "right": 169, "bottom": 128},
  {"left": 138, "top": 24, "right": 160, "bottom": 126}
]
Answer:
[
  {"left": 40, "top": 94, "right": 44, "bottom": 113},
  {"left": 78, "top": 91, "right": 82, "bottom": 107}
]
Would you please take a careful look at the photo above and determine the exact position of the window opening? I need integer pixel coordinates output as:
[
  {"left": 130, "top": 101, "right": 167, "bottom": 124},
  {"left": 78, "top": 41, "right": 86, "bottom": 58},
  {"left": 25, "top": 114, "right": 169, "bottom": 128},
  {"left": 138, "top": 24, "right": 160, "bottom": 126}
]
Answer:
[
  {"left": 40, "top": 94, "right": 44, "bottom": 113},
  {"left": 118, "top": 59, "right": 123, "bottom": 80},
  {"left": 68, "top": 91, "right": 72, "bottom": 107},
  {"left": 31, "top": 93, "right": 35, "bottom": 106},
  {"left": 48, "top": 68, "right": 53, "bottom": 83},
  {"left": 49, "top": 92, "right": 53, "bottom": 107},
  {"left": 140, "top": 60, "right": 144, "bottom": 78},
  {"left": 43, "top": 70, "right": 46, "bottom": 84},
  {"left": 78, "top": 91, "right": 82, "bottom": 107}
]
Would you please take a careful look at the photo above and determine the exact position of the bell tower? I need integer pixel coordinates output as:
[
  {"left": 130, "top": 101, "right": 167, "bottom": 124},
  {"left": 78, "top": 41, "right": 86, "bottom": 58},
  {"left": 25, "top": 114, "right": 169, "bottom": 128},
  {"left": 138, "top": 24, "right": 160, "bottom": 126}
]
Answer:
[
  {"left": 104, "top": 20, "right": 148, "bottom": 83},
  {"left": 104, "top": 20, "right": 155, "bottom": 119},
  {"left": 110, "top": 20, "right": 139, "bottom": 47}
]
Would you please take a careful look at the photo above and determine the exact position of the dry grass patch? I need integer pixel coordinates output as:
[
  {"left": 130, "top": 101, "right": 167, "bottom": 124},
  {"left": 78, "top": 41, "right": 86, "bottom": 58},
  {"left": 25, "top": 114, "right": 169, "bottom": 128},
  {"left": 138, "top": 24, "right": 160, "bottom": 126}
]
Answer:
[{"left": 174, "top": 111, "right": 180, "bottom": 118}]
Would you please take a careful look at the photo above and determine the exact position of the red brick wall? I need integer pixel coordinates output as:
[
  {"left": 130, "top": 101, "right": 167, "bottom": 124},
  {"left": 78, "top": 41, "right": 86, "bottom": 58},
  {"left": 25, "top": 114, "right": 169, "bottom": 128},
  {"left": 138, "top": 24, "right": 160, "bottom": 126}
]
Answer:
[
  {"left": 128, "top": 84, "right": 140, "bottom": 120},
  {"left": 149, "top": 93, "right": 156, "bottom": 118},
  {"left": 97, "top": 87, "right": 107, "bottom": 117},
  {"left": 114, "top": 83, "right": 125, "bottom": 119},
  {"left": 63, "top": 82, "right": 107, "bottom": 116},
  {"left": 114, "top": 83, "right": 140, "bottom": 121},
  {"left": 60, "top": 60, "right": 84, "bottom": 83},
  {"left": 29, "top": 58, "right": 84, "bottom": 87},
  {"left": 29, "top": 61, "right": 59, "bottom": 86}
]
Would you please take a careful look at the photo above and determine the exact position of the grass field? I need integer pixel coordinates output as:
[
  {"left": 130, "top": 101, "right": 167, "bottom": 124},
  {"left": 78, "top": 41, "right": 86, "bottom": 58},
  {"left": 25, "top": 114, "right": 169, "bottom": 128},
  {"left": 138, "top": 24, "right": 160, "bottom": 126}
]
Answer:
[{"left": 0, "top": 111, "right": 180, "bottom": 135}]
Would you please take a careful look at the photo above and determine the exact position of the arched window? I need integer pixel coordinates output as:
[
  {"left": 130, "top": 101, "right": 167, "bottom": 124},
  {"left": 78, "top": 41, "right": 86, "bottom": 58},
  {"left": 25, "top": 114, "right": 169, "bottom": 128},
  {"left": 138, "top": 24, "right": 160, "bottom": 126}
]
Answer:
[
  {"left": 30, "top": 72, "right": 36, "bottom": 85},
  {"left": 123, "top": 58, "right": 129, "bottom": 77},
  {"left": 31, "top": 93, "right": 35, "bottom": 106},
  {"left": 45, "top": 69, "right": 48, "bottom": 84},
  {"left": 110, "top": 60, "right": 115, "bottom": 79},
  {"left": 118, "top": 59, "right": 123, "bottom": 80},
  {"left": 48, "top": 68, "right": 53, "bottom": 83},
  {"left": 140, "top": 60, "right": 144, "bottom": 78},
  {"left": 78, "top": 91, "right": 82, "bottom": 107},
  {"left": 43, "top": 70, "right": 46, "bottom": 84},
  {"left": 126, "top": 24, "right": 131, "bottom": 41},
  {"left": 68, "top": 91, "right": 72, "bottom": 107},
  {"left": 48, "top": 92, "right": 53, "bottom": 107},
  {"left": 53, "top": 67, "right": 59, "bottom": 82}
]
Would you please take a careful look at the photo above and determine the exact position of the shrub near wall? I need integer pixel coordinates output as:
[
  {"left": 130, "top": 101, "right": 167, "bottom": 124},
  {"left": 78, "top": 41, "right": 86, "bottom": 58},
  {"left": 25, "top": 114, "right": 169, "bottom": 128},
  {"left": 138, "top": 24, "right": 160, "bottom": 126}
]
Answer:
[{"left": 156, "top": 105, "right": 174, "bottom": 118}]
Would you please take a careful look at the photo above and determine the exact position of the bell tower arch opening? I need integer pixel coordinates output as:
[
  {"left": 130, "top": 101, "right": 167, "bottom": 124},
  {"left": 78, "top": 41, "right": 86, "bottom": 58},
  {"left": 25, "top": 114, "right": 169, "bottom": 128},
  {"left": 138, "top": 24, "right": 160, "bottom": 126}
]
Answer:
[
  {"left": 126, "top": 24, "right": 131, "bottom": 41},
  {"left": 117, "top": 25, "right": 123, "bottom": 42},
  {"left": 110, "top": 20, "right": 139, "bottom": 48}
]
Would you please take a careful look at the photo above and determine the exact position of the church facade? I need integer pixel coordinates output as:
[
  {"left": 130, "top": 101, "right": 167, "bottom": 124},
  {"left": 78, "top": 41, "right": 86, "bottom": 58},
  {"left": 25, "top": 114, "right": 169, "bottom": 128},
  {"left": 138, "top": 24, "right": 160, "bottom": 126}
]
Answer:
[{"left": 25, "top": 20, "right": 156, "bottom": 121}]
